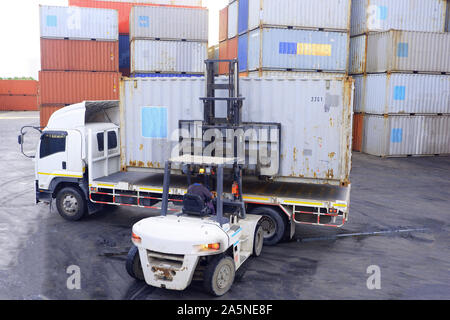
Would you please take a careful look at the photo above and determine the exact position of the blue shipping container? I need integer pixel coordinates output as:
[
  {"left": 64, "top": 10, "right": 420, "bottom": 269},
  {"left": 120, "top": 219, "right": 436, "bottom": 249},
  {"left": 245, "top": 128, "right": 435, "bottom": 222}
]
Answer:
[
  {"left": 119, "top": 34, "right": 130, "bottom": 69},
  {"left": 238, "top": 0, "right": 249, "bottom": 35},
  {"left": 238, "top": 33, "right": 248, "bottom": 72},
  {"left": 247, "top": 28, "right": 349, "bottom": 72}
]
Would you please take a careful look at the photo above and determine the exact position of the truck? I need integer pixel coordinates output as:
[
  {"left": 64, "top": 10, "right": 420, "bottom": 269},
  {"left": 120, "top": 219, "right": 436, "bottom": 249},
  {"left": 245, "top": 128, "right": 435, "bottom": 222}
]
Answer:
[{"left": 19, "top": 61, "right": 353, "bottom": 247}]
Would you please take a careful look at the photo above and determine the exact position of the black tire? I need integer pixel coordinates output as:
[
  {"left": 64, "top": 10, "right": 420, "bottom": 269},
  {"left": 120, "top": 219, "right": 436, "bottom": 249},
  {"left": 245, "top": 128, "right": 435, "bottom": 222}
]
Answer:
[
  {"left": 203, "top": 255, "right": 235, "bottom": 297},
  {"left": 55, "top": 186, "right": 87, "bottom": 221},
  {"left": 253, "top": 224, "right": 264, "bottom": 256},
  {"left": 250, "top": 207, "right": 287, "bottom": 246},
  {"left": 126, "top": 246, "right": 145, "bottom": 281}
]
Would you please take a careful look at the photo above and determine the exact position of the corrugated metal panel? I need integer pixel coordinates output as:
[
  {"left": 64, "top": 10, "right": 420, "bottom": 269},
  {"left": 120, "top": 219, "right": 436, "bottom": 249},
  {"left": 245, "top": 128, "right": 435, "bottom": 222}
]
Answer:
[
  {"left": 228, "top": 1, "right": 238, "bottom": 39},
  {"left": 208, "top": 45, "right": 219, "bottom": 75},
  {"left": 238, "top": 33, "right": 248, "bottom": 72},
  {"left": 348, "top": 35, "right": 366, "bottom": 74},
  {"left": 238, "top": 0, "right": 249, "bottom": 35},
  {"left": 354, "top": 74, "right": 450, "bottom": 115},
  {"left": 0, "top": 80, "right": 38, "bottom": 96},
  {"left": 350, "top": 0, "right": 447, "bottom": 36},
  {"left": 120, "top": 77, "right": 354, "bottom": 185},
  {"left": 0, "top": 96, "right": 38, "bottom": 111},
  {"left": 219, "top": 6, "right": 228, "bottom": 42},
  {"left": 130, "top": 73, "right": 203, "bottom": 77},
  {"left": 40, "top": 5, "right": 118, "bottom": 40},
  {"left": 218, "top": 40, "right": 228, "bottom": 75},
  {"left": 130, "top": 6, "right": 208, "bottom": 41},
  {"left": 352, "top": 113, "right": 364, "bottom": 152},
  {"left": 69, "top": 0, "right": 205, "bottom": 34},
  {"left": 247, "top": 28, "right": 349, "bottom": 72},
  {"left": 39, "top": 71, "right": 120, "bottom": 105},
  {"left": 366, "top": 31, "right": 450, "bottom": 73},
  {"left": 248, "top": 0, "right": 351, "bottom": 32},
  {"left": 40, "top": 105, "right": 64, "bottom": 128},
  {"left": 362, "top": 115, "right": 450, "bottom": 156},
  {"left": 119, "top": 35, "right": 130, "bottom": 69},
  {"left": 446, "top": 0, "right": 450, "bottom": 32},
  {"left": 130, "top": 39, "right": 206, "bottom": 74},
  {"left": 40, "top": 39, "right": 119, "bottom": 72},
  {"left": 246, "top": 71, "right": 347, "bottom": 79}
]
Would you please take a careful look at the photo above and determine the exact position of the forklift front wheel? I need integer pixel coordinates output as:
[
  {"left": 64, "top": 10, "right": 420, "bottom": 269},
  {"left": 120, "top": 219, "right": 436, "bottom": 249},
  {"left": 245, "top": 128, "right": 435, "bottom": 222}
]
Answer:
[
  {"left": 253, "top": 224, "right": 264, "bottom": 257},
  {"left": 126, "top": 246, "right": 145, "bottom": 281},
  {"left": 203, "top": 255, "right": 236, "bottom": 297}
]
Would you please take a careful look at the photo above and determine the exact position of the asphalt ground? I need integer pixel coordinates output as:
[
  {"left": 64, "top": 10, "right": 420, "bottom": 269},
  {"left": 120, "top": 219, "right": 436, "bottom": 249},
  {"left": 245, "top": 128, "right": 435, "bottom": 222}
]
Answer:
[{"left": 0, "top": 111, "right": 449, "bottom": 300}]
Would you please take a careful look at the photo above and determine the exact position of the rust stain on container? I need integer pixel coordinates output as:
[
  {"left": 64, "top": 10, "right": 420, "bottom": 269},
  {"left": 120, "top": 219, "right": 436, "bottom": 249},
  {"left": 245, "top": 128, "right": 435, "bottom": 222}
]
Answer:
[
  {"left": 139, "top": 144, "right": 144, "bottom": 151},
  {"left": 352, "top": 113, "right": 364, "bottom": 152},
  {"left": 40, "top": 39, "right": 119, "bottom": 72}
]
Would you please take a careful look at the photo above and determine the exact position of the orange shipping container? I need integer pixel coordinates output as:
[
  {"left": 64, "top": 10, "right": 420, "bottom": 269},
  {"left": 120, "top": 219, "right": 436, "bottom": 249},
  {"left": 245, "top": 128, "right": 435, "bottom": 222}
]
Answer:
[
  {"left": 353, "top": 113, "right": 364, "bottom": 152},
  {"left": 0, "top": 95, "right": 38, "bottom": 111},
  {"left": 40, "top": 39, "right": 119, "bottom": 72},
  {"left": 0, "top": 80, "right": 38, "bottom": 96},
  {"left": 219, "top": 7, "right": 228, "bottom": 42},
  {"left": 40, "top": 105, "right": 65, "bottom": 128},
  {"left": 219, "top": 37, "right": 238, "bottom": 75},
  {"left": 39, "top": 71, "right": 120, "bottom": 105}
]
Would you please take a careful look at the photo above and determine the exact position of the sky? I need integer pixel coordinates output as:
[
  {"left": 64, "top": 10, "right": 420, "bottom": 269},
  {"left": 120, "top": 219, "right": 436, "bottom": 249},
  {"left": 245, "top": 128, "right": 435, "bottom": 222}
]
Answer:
[{"left": 0, "top": 0, "right": 227, "bottom": 79}]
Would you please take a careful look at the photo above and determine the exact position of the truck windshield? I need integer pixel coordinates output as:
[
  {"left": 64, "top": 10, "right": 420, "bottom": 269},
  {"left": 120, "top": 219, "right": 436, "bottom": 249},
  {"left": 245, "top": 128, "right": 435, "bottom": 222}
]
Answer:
[{"left": 40, "top": 132, "right": 67, "bottom": 159}]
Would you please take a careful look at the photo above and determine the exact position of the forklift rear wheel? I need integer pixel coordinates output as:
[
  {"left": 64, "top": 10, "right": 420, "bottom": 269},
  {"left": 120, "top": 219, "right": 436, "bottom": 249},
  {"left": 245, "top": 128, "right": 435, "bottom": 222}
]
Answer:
[
  {"left": 55, "top": 187, "right": 87, "bottom": 221},
  {"left": 250, "top": 207, "right": 286, "bottom": 246},
  {"left": 253, "top": 224, "right": 264, "bottom": 257},
  {"left": 203, "top": 255, "right": 235, "bottom": 297},
  {"left": 126, "top": 246, "right": 145, "bottom": 281}
]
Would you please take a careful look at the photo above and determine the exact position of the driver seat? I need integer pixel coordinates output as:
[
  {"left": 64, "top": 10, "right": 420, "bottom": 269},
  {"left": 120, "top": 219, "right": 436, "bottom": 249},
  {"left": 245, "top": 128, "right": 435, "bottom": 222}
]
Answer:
[{"left": 182, "top": 194, "right": 212, "bottom": 217}]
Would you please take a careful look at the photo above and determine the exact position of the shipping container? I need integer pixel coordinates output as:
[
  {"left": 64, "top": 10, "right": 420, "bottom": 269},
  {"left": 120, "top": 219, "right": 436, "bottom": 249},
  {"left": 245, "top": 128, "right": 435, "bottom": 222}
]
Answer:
[
  {"left": 238, "top": 0, "right": 248, "bottom": 35},
  {"left": 208, "top": 45, "right": 220, "bottom": 75},
  {"left": 130, "top": 6, "right": 208, "bottom": 41},
  {"left": 247, "top": 28, "right": 349, "bottom": 72},
  {"left": 238, "top": 33, "right": 248, "bottom": 72},
  {"left": 130, "top": 40, "right": 207, "bottom": 74},
  {"left": 40, "top": 39, "right": 119, "bottom": 72},
  {"left": 218, "top": 37, "right": 238, "bottom": 74},
  {"left": 350, "top": 0, "right": 447, "bottom": 36},
  {"left": 130, "top": 73, "right": 203, "bottom": 77},
  {"left": 40, "top": 5, "right": 118, "bottom": 40},
  {"left": 39, "top": 71, "right": 120, "bottom": 105},
  {"left": 246, "top": 0, "right": 351, "bottom": 33},
  {"left": 353, "top": 74, "right": 450, "bottom": 115},
  {"left": 365, "top": 31, "right": 450, "bottom": 73},
  {"left": 219, "top": 6, "right": 228, "bottom": 42},
  {"left": 348, "top": 35, "right": 366, "bottom": 75},
  {"left": 352, "top": 113, "right": 364, "bottom": 152},
  {"left": 361, "top": 114, "right": 450, "bottom": 157},
  {"left": 447, "top": 0, "right": 450, "bottom": 32},
  {"left": 0, "top": 95, "right": 38, "bottom": 111},
  {"left": 119, "top": 35, "right": 130, "bottom": 70},
  {"left": 40, "top": 105, "right": 65, "bottom": 128},
  {"left": 228, "top": 1, "right": 238, "bottom": 39},
  {"left": 120, "top": 77, "right": 354, "bottom": 186},
  {"left": 246, "top": 71, "right": 347, "bottom": 79},
  {"left": 0, "top": 80, "right": 38, "bottom": 96},
  {"left": 69, "top": 0, "right": 205, "bottom": 34}
]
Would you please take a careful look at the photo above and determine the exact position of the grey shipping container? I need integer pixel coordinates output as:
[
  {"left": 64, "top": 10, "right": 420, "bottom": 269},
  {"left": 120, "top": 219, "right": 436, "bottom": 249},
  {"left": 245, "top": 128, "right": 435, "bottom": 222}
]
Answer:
[
  {"left": 353, "top": 74, "right": 450, "bottom": 115},
  {"left": 247, "top": 28, "right": 349, "bottom": 72},
  {"left": 350, "top": 0, "right": 447, "bottom": 36},
  {"left": 130, "top": 6, "right": 208, "bottom": 42},
  {"left": 228, "top": 0, "right": 238, "bottom": 39},
  {"left": 364, "top": 30, "right": 450, "bottom": 74},
  {"left": 120, "top": 76, "right": 354, "bottom": 186},
  {"left": 130, "top": 39, "right": 207, "bottom": 74},
  {"left": 361, "top": 114, "right": 450, "bottom": 156}
]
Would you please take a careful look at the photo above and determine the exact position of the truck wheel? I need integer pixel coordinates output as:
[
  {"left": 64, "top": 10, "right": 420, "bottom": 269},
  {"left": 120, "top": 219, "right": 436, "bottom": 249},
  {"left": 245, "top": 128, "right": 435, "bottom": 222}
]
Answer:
[
  {"left": 203, "top": 255, "right": 235, "bottom": 297},
  {"left": 253, "top": 224, "right": 264, "bottom": 257},
  {"left": 250, "top": 207, "right": 286, "bottom": 246},
  {"left": 126, "top": 246, "right": 145, "bottom": 281},
  {"left": 55, "top": 187, "right": 87, "bottom": 221}
]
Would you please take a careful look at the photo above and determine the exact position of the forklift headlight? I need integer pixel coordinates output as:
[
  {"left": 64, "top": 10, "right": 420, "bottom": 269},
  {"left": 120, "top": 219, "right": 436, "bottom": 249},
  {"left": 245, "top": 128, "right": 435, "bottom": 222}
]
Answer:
[
  {"left": 198, "top": 243, "right": 220, "bottom": 251},
  {"left": 132, "top": 232, "right": 142, "bottom": 244}
]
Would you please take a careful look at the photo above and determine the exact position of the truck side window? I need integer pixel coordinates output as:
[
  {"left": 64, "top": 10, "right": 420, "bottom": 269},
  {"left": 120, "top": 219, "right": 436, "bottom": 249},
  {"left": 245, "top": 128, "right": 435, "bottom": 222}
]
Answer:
[
  {"left": 97, "top": 131, "right": 118, "bottom": 152},
  {"left": 40, "top": 132, "right": 67, "bottom": 159}
]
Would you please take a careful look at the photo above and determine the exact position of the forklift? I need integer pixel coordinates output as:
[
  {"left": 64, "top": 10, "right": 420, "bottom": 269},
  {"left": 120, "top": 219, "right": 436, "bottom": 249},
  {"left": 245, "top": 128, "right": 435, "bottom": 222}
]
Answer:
[{"left": 125, "top": 60, "right": 268, "bottom": 296}]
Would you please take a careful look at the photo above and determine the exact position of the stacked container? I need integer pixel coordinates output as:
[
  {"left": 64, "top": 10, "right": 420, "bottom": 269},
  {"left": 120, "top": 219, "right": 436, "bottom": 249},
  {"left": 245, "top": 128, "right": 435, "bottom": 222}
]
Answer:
[
  {"left": 219, "top": 0, "right": 352, "bottom": 77},
  {"left": 0, "top": 80, "right": 39, "bottom": 111},
  {"left": 349, "top": 0, "right": 450, "bottom": 156},
  {"left": 129, "top": 5, "right": 208, "bottom": 77},
  {"left": 39, "top": 5, "right": 120, "bottom": 127}
]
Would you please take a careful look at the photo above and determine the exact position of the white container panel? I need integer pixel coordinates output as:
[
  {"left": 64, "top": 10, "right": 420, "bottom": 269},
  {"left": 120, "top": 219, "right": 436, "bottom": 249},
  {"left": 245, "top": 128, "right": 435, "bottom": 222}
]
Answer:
[
  {"left": 228, "top": 0, "right": 238, "bottom": 39},
  {"left": 40, "top": 5, "right": 118, "bottom": 40},
  {"left": 348, "top": 35, "right": 367, "bottom": 74}
]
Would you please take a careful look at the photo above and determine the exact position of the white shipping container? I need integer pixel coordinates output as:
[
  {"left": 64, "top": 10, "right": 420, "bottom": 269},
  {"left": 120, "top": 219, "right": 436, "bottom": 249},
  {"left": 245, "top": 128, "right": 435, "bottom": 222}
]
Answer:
[
  {"left": 246, "top": 71, "right": 346, "bottom": 80},
  {"left": 228, "top": 0, "right": 238, "bottom": 39},
  {"left": 353, "top": 74, "right": 450, "bottom": 115},
  {"left": 130, "top": 6, "right": 208, "bottom": 41},
  {"left": 350, "top": 0, "right": 447, "bottom": 36},
  {"left": 348, "top": 35, "right": 367, "bottom": 74},
  {"left": 130, "top": 40, "right": 207, "bottom": 74},
  {"left": 362, "top": 114, "right": 450, "bottom": 156},
  {"left": 247, "top": 0, "right": 351, "bottom": 32},
  {"left": 120, "top": 77, "right": 354, "bottom": 186},
  {"left": 99, "top": 0, "right": 203, "bottom": 5},
  {"left": 40, "top": 5, "right": 118, "bottom": 40},
  {"left": 366, "top": 31, "right": 450, "bottom": 73}
]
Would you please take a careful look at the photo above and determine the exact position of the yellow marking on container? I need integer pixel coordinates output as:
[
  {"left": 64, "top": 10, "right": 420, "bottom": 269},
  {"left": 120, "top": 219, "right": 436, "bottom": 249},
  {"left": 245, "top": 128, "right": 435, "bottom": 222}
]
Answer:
[
  {"left": 140, "top": 187, "right": 163, "bottom": 192},
  {"left": 284, "top": 200, "right": 324, "bottom": 206},
  {"left": 297, "top": 43, "right": 332, "bottom": 57},
  {"left": 38, "top": 172, "right": 83, "bottom": 179},
  {"left": 97, "top": 183, "right": 115, "bottom": 187},
  {"left": 243, "top": 196, "right": 270, "bottom": 202}
]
